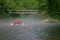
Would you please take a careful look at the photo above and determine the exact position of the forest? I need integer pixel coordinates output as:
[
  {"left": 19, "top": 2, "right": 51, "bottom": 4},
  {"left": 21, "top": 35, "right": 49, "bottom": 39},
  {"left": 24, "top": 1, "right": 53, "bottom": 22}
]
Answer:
[{"left": 0, "top": 0, "right": 60, "bottom": 19}]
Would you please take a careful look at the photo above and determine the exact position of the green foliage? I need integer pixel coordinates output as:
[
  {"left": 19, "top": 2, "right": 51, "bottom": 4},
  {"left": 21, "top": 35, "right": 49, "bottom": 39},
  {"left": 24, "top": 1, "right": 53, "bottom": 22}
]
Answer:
[
  {"left": 47, "top": 0, "right": 60, "bottom": 18},
  {"left": 0, "top": 0, "right": 60, "bottom": 19},
  {"left": 38, "top": 0, "right": 48, "bottom": 10},
  {"left": 0, "top": 0, "right": 10, "bottom": 17},
  {"left": 0, "top": 0, "right": 39, "bottom": 17},
  {"left": 5, "top": 0, "right": 39, "bottom": 10}
]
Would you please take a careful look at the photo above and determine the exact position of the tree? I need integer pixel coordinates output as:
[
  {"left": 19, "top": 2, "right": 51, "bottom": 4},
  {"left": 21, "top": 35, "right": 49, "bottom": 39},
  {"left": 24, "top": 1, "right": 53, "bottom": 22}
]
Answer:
[
  {"left": 0, "top": 0, "right": 10, "bottom": 17},
  {"left": 38, "top": 0, "right": 48, "bottom": 10},
  {"left": 48, "top": 0, "right": 60, "bottom": 18}
]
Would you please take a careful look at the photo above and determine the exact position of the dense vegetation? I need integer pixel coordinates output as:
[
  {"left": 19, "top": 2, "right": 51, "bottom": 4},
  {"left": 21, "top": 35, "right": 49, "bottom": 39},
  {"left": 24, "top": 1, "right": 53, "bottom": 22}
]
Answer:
[
  {"left": 0, "top": 0, "right": 39, "bottom": 18},
  {"left": 48, "top": 0, "right": 60, "bottom": 19},
  {"left": 0, "top": 0, "right": 60, "bottom": 19}
]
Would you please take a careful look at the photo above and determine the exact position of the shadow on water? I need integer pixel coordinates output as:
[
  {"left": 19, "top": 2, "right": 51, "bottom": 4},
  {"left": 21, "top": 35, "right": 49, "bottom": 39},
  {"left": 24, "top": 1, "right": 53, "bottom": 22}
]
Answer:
[
  {"left": 45, "top": 24, "right": 60, "bottom": 40},
  {"left": 35, "top": 24, "right": 60, "bottom": 40}
]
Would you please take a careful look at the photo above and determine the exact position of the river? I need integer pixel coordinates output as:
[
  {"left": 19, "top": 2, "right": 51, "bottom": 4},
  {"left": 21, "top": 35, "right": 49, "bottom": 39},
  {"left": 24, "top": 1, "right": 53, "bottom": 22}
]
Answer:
[{"left": 0, "top": 16, "right": 60, "bottom": 40}]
